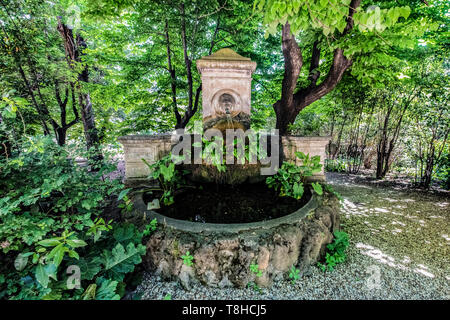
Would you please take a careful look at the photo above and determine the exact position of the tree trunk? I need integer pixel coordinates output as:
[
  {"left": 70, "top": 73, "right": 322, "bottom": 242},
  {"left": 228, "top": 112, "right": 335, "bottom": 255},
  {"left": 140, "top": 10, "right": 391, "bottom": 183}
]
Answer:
[
  {"left": 273, "top": 0, "right": 361, "bottom": 134},
  {"left": 57, "top": 18, "right": 102, "bottom": 160}
]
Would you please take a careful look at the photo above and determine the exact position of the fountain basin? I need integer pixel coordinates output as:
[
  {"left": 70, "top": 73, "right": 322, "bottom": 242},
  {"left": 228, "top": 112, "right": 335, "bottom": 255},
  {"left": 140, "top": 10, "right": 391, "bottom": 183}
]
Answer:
[{"left": 131, "top": 188, "right": 340, "bottom": 289}]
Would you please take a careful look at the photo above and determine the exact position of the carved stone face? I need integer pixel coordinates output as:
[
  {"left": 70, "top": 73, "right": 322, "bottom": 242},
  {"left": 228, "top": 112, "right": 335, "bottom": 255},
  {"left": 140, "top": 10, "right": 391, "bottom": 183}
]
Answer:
[{"left": 218, "top": 93, "right": 235, "bottom": 114}]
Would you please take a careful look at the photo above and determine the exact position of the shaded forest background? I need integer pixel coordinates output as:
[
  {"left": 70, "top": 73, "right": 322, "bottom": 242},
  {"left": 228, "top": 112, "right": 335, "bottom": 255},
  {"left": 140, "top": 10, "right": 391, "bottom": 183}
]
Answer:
[
  {"left": 0, "top": 0, "right": 448, "bottom": 301},
  {"left": 0, "top": 0, "right": 448, "bottom": 188}
]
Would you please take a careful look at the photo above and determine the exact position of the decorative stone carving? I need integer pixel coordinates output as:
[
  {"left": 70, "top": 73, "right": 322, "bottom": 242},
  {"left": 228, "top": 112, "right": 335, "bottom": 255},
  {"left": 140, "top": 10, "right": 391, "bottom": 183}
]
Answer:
[{"left": 196, "top": 48, "right": 256, "bottom": 130}]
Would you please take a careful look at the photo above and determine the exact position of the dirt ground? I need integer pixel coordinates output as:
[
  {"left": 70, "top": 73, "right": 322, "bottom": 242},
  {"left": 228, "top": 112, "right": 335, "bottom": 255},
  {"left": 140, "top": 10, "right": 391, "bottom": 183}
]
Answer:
[{"left": 328, "top": 172, "right": 449, "bottom": 288}]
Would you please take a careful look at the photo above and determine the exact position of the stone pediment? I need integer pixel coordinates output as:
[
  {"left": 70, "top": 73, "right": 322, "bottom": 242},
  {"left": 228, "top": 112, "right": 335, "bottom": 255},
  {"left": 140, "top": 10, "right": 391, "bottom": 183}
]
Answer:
[
  {"left": 197, "top": 48, "right": 256, "bottom": 73},
  {"left": 202, "top": 48, "right": 251, "bottom": 61}
]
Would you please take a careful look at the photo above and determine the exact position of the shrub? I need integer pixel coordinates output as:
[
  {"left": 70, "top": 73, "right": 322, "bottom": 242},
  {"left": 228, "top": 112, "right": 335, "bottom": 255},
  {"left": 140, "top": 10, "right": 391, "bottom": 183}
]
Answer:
[
  {"left": 0, "top": 136, "right": 152, "bottom": 300},
  {"left": 317, "top": 231, "right": 349, "bottom": 272},
  {"left": 142, "top": 154, "right": 188, "bottom": 206},
  {"left": 266, "top": 152, "right": 322, "bottom": 200}
]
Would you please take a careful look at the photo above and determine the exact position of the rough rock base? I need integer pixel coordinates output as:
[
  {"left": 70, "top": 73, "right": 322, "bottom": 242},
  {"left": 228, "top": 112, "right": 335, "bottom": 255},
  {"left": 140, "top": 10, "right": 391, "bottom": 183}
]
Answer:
[{"left": 142, "top": 193, "right": 340, "bottom": 289}]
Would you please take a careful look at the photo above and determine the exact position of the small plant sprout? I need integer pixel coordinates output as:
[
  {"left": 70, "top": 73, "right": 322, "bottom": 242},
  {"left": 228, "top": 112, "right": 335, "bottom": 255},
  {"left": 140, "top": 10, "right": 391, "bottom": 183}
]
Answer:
[
  {"left": 317, "top": 231, "right": 349, "bottom": 272},
  {"left": 250, "top": 263, "right": 263, "bottom": 277},
  {"left": 181, "top": 251, "right": 194, "bottom": 267},
  {"left": 86, "top": 217, "right": 113, "bottom": 242},
  {"left": 142, "top": 218, "right": 157, "bottom": 236},
  {"left": 117, "top": 188, "right": 133, "bottom": 213},
  {"left": 247, "top": 281, "right": 262, "bottom": 294},
  {"left": 289, "top": 266, "right": 300, "bottom": 284}
]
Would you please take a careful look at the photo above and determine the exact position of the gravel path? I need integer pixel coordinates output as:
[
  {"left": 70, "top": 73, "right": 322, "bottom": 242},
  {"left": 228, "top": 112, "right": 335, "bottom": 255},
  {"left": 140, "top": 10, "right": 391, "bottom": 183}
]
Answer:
[{"left": 134, "top": 173, "right": 450, "bottom": 300}]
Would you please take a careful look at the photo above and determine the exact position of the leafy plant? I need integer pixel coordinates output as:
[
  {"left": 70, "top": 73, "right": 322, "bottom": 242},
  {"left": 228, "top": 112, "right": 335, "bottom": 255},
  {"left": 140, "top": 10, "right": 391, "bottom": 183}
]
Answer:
[
  {"left": 325, "top": 158, "right": 347, "bottom": 173},
  {"left": 163, "top": 293, "right": 172, "bottom": 300},
  {"left": 317, "top": 231, "right": 349, "bottom": 272},
  {"left": 288, "top": 266, "right": 300, "bottom": 284},
  {"left": 142, "top": 155, "right": 187, "bottom": 206},
  {"left": 250, "top": 263, "right": 263, "bottom": 277},
  {"left": 181, "top": 251, "right": 194, "bottom": 267},
  {"left": 311, "top": 182, "right": 323, "bottom": 195},
  {"left": 87, "top": 218, "right": 113, "bottom": 243},
  {"left": 247, "top": 281, "right": 262, "bottom": 293},
  {"left": 266, "top": 152, "right": 322, "bottom": 200},
  {"left": 0, "top": 137, "right": 146, "bottom": 300},
  {"left": 193, "top": 137, "right": 227, "bottom": 172},
  {"left": 142, "top": 218, "right": 158, "bottom": 237},
  {"left": 323, "top": 184, "right": 343, "bottom": 201},
  {"left": 117, "top": 188, "right": 133, "bottom": 214}
]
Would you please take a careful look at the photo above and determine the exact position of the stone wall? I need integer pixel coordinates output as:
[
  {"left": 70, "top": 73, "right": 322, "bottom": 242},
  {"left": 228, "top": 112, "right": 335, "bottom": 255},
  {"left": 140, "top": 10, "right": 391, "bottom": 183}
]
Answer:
[
  {"left": 119, "top": 134, "right": 331, "bottom": 184},
  {"left": 118, "top": 134, "right": 172, "bottom": 183},
  {"left": 282, "top": 136, "right": 331, "bottom": 181}
]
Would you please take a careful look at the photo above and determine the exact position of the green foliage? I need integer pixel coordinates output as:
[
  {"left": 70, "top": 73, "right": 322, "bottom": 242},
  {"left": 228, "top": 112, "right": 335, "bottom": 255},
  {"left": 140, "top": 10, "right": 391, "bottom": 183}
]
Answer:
[
  {"left": 142, "top": 218, "right": 158, "bottom": 237},
  {"left": 311, "top": 182, "right": 323, "bottom": 195},
  {"left": 250, "top": 263, "right": 263, "bottom": 277},
  {"left": 247, "top": 281, "right": 263, "bottom": 293},
  {"left": 288, "top": 266, "right": 300, "bottom": 284},
  {"left": 0, "top": 137, "right": 146, "bottom": 300},
  {"left": 193, "top": 137, "right": 227, "bottom": 172},
  {"left": 163, "top": 293, "right": 172, "bottom": 300},
  {"left": 266, "top": 152, "right": 322, "bottom": 200},
  {"left": 143, "top": 155, "right": 187, "bottom": 206},
  {"left": 325, "top": 158, "right": 347, "bottom": 173},
  {"left": 181, "top": 251, "right": 194, "bottom": 267},
  {"left": 323, "top": 184, "right": 343, "bottom": 201},
  {"left": 102, "top": 242, "right": 146, "bottom": 282},
  {"left": 317, "top": 231, "right": 349, "bottom": 272},
  {"left": 117, "top": 188, "right": 133, "bottom": 214},
  {"left": 0, "top": 136, "right": 120, "bottom": 253},
  {"left": 254, "top": 0, "right": 411, "bottom": 37}
]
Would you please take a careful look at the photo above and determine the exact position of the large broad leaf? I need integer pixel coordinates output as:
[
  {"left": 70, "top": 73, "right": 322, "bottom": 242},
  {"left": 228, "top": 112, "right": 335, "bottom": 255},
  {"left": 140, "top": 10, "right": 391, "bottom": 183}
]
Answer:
[
  {"left": 77, "top": 256, "right": 103, "bottom": 281},
  {"left": 35, "top": 264, "right": 49, "bottom": 288},
  {"left": 113, "top": 224, "right": 139, "bottom": 245},
  {"left": 38, "top": 239, "right": 61, "bottom": 247},
  {"left": 117, "top": 188, "right": 131, "bottom": 201},
  {"left": 81, "top": 283, "right": 97, "bottom": 300},
  {"left": 14, "top": 252, "right": 33, "bottom": 271},
  {"left": 102, "top": 242, "right": 146, "bottom": 281},
  {"left": 95, "top": 278, "right": 120, "bottom": 300},
  {"left": 35, "top": 263, "right": 57, "bottom": 288},
  {"left": 311, "top": 182, "right": 323, "bottom": 196},
  {"left": 66, "top": 239, "right": 88, "bottom": 248}
]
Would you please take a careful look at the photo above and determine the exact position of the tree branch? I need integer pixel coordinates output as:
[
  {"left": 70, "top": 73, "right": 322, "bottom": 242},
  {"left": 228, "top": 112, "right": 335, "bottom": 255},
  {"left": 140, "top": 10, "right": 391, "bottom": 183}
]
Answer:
[
  {"left": 164, "top": 19, "right": 181, "bottom": 124},
  {"left": 343, "top": 0, "right": 362, "bottom": 35},
  {"left": 307, "top": 40, "right": 321, "bottom": 87}
]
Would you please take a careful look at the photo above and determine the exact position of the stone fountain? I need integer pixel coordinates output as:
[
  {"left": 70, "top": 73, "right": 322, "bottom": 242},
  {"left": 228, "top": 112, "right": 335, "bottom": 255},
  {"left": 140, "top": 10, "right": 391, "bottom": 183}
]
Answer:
[
  {"left": 119, "top": 49, "right": 338, "bottom": 289},
  {"left": 119, "top": 48, "right": 330, "bottom": 186}
]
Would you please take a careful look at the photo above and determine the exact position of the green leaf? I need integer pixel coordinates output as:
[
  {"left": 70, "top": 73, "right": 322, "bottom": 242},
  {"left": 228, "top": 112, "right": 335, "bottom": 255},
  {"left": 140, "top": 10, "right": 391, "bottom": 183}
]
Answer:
[
  {"left": 78, "top": 256, "right": 102, "bottom": 281},
  {"left": 118, "top": 188, "right": 131, "bottom": 201},
  {"left": 68, "top": 250, "right": 80, "bottom": 260},
  {"left": 66, "top": 239, "right": 88, "bottom": 248},
  {"left": 102, "top": 242, "right": 146, "bottom": 281},
  {"left": 81, "top": 283, "right": 97, "bottom": 300},
  {"left": 35, "top": 264, "right": 49, "bottom": 288},
  {"left": 312, "top": 182, "right": 323, "bottom": 196},
  {"left": 95, "top": 278, "right": 120, "bottom": 300},
  {"left": 38, "top": 239, "right": 61, "bottom": 247},
  {"left": 47, "top": 244, "right": 66, "bottom": 267},
  {"left": 113, "top": 223, "right": 140, "bottom": 244},
  {"left": 14, "top": 253, "right": 29, "bottom": 271}
]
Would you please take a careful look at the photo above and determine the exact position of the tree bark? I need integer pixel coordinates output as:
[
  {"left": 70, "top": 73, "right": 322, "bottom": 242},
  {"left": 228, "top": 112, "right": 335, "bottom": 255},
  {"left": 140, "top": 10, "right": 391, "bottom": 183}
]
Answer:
[
  {"left": 273, "top": 0, "right": 361, "bottom": 135},
  {"left": 57, "top": 17, "right": 102, "bottom": 159}
]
